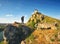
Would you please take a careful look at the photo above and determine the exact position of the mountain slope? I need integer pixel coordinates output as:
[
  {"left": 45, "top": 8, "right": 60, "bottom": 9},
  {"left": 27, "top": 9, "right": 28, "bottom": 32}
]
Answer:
[
  {"left": 25, "top": 10, "right": 60, "bottom": 44},
  {"left": 27, "top": 10, "right": 60, "bottom": 29}
]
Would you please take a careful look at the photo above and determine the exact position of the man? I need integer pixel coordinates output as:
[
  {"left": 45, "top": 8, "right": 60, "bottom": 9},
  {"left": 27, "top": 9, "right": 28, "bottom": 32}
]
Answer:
[{"left": 21, "top": 16, "right": 24, "bottom": 23}]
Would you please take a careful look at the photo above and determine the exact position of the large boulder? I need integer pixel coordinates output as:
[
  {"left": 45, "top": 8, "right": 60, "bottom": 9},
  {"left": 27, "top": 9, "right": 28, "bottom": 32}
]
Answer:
[{"left": 3, "top": 24, "right": 23, "bottom": 44}]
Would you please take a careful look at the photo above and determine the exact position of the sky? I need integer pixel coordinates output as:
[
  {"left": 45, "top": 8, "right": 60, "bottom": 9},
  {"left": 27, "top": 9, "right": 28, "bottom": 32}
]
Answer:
[{"left": 0, "top": 0, "right": 60, "bottom": 23}]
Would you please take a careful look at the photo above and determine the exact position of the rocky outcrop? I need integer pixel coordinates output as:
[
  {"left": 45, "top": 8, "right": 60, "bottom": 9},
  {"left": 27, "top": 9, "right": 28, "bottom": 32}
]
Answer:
[
  {"left": 36, "top": 23, "right": 57, "bottom": 30},
  {"left": 12, "top": 22, "right": 20, "bottom": 27},
  {"left": 3, "top": 24, "right": 23, "bottom": 44}
]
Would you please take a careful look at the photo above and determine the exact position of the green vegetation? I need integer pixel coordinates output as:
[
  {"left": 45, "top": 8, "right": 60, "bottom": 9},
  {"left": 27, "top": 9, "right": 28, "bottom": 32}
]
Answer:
[
  {"left": 27, "top": 12, "right": 60, "bottom": 30},
  {"left": 0, "top": 41, "right": 4, "bottom": 44},
  {"left": 55, "top": 34, "right": 58, "bottom": 38},
  {"left": 50, "top": 39, "right": 55, "bottom": 41},
  {"left": 0, "top": 25, "right": 5, "bottom": 31},
  {"left": 25, "top": 34, "right": 34, "bottom": 44},
  {"left": 27, "top": 20, "right": 35, "bottom": 29},
  {"left": 57, "top": 39, "right": 60, "bottom": 41},
  {"left": 36, "top": 19, "right": 40, "bottom": 23},
  {"left": 26, "top": 11, "right": 60, "bottom": 44}
]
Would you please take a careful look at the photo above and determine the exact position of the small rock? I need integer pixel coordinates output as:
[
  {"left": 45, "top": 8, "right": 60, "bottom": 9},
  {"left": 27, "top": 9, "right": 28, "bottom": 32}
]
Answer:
[{"left": 21, "top": 40, "right": 26, "bottom": 44}]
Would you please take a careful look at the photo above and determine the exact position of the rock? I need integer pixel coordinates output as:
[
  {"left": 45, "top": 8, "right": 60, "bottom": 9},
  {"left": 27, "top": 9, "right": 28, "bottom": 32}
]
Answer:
[
  {"left": 54, "top": 22, "right": 58, "bottom": 27},
  {"left": 13, "top": 22, "right": 20, "bottom": 27},
  {"left": 21, "top": 40, "right": 26, "bottom": 44},
  {"left": 41, "top": 15, "right": 44, "bottom": 20},
  {"left": 37, "top": 23, "right": 57, "bottom": 30},
  {"left": 3, "top": 24, "right": 23, "bottom": 44}
]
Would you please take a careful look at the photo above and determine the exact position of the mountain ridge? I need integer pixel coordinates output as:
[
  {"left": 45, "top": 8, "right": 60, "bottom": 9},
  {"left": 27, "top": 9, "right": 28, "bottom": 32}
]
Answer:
[{"left": 25, "top": 10, "right": 60, "bottom": 44}]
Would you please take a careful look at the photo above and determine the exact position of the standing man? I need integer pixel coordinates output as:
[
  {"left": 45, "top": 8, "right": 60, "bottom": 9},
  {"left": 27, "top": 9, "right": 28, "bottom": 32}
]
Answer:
[{"left": 21, "top": 16, "right": 24, "bottom": 23}]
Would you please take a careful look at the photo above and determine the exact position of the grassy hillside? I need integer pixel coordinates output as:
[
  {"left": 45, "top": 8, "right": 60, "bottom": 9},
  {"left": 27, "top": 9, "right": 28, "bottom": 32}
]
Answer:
[
  {"left": 26, "top": 10, "right": 60, "bottom": 44},
  {"left": 27, "top": 10, "right": 60, "bottom": 28}
]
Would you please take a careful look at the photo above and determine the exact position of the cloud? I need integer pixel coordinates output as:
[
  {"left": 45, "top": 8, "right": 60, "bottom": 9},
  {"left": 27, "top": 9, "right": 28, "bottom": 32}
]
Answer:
[
  {"left": 0, "top": 14, "right": 28, "bottom": 23},
  {"left": 0, "top": 17, "right": 21, "bottom": 23},
  {"left": 5, "top": 14, "right": 13, "bottom": 17},
  {"left": 0, "top": 18, "right": 14, "bottom": 23},
  {"left": 0, "top": 18, "right": 8, "bottom": 23}
]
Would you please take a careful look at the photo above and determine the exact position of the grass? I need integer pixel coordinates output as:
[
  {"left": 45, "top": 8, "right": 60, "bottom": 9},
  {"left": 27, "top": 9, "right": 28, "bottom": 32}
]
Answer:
[
  {"left": 25, "top": 34, "right": 34, "bottom": 44},
  {"left": 57, "top": 39, "right": 60, "bottom": 41},
  {"left": 0, "top": 41, "right": 4, "bottom": 44},
  {"left": 50, "top": 39, "right": 55, "bottom": 41}
]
